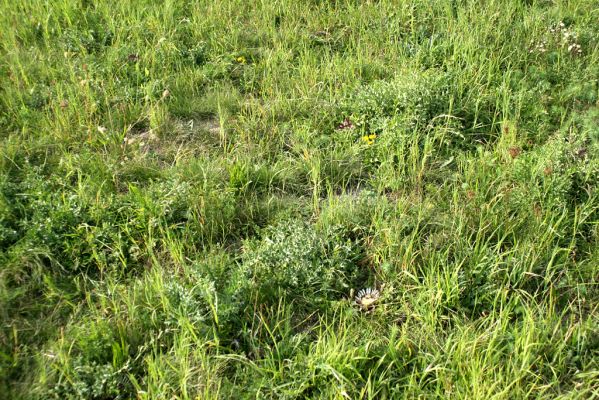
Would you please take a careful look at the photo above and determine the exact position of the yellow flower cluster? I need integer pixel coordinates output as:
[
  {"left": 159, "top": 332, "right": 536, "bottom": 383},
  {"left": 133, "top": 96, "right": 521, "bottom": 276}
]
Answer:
[
  {"left": 236, "top": 56, "right": 247, "bottom": 64},
  {"left": 362, "top": 133, "right": 377, "bottom": 145}
]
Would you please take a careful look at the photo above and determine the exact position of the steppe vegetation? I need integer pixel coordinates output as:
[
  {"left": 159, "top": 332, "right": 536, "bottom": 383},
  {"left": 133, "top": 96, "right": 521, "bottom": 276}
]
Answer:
[{"left": 0, "top": 0, "right": 598, "bottom": 398}]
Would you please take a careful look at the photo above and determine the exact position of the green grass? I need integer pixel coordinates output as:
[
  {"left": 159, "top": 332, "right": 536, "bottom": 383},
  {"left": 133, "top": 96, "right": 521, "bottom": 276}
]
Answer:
[{"left": 0, "top": 0, "right": 598, "bottom": 398}]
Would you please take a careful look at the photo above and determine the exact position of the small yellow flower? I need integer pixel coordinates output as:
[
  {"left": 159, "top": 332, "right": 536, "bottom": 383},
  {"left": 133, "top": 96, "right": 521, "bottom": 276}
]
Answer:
[
  {"left": 236, "top": 56, "right": 247, "bottom": 64},
  {"left": 362, "top": 134, "right": 376, "bottom": 145}
]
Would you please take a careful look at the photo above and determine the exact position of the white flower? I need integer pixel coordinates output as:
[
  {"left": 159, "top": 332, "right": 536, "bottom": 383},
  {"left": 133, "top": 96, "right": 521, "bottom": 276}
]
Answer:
[{"left": 355, "top": 288, "right": 380, "bottom": 310}]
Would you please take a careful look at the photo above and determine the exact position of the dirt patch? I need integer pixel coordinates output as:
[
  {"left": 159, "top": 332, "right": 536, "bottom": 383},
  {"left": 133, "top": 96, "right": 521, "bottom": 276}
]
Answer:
[{"left": 121, "top": 116, "right": 222, "bottom": 163}]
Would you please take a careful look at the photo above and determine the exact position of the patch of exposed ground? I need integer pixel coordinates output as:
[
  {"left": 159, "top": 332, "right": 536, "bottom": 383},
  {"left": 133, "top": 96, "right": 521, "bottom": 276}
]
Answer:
[{"left": 121, "top": 116, "right": 223, "bottom": 164}]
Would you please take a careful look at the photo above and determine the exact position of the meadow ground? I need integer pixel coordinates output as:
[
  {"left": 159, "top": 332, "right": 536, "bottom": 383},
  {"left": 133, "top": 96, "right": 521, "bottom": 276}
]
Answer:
[{"left": 0, "top": 0, "right": 598, "bottom": 398}]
